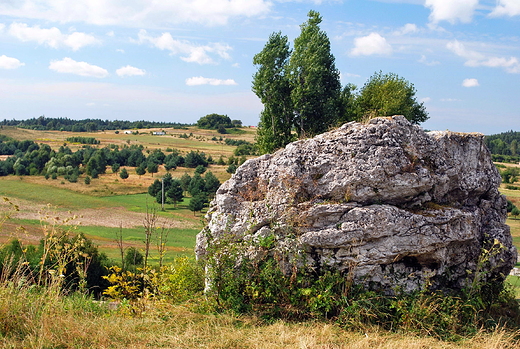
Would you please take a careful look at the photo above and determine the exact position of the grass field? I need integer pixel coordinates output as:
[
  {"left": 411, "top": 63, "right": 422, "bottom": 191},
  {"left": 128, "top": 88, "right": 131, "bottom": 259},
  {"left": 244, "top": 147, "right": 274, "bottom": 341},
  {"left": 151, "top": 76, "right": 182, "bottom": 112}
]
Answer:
[
  {"left": 2, "top": 126, "right": 520, "bottom": 348},
  {"left": 0, "top": 125, "right": 256, "bottom": 156},
  {"left": 0, "top": 125, "right": 212, "bottom": 263}
]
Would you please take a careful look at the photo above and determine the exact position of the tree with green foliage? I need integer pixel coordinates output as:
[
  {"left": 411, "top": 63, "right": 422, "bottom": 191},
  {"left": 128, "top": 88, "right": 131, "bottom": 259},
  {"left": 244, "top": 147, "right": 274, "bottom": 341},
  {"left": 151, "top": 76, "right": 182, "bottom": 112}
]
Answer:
[
  {"left": 226, "top": 163, "right": 237, "bottom": 174},
  {"left": 195, "top": 165, "right": 206, "bottom": 174},
  {"left": 111, "top": 163, "right": 120, "bottom": 174},
  {"left": 148, "top": 179, "right": 162, "bottom": 198},
  {"left": 511, "top": 140, "right": 518, "bottom": 156},
  {"left": 184, "top": 151, "right": 208, "bottom": 168},
  {"left": 253, "top": 31, "right": 295, "bottom": 154},
  {"left": 136, "top": 163, "right": 146, "bottom": 177},
  {"left": 204, "top": 171, "right": 221, "bottom": 198},
  {"left": 124, "top": 247, "right": 144, "bottom": 270},
  {"left": 188, "top": 194, "right": 206, "bottom": 215},
  {"left": 180, "top": 173, "right": 192, "bottom": 195},
  {"left": 188, "top": 173, "right": 206, "bottom": 197},
  {"left": 288, "top": 10, "right": 342, "bottom": 138},
  {"left": 512, "top": 207, "right": 520, "bottom": 219},
  {"left": 166, "top": 179, "right": 184, "bottom": 208},
  {"left": 119, "top": 167, "right": 129, "bottom": 180},
  {"left": 355, "top": 71, "right": 428, "bottom": 124},
  {"left": 196, "top": 113, "right": 233, "bottom": 130},
  {"left": 84, "top": 175, "right": 91, "bottom": 185},
  {"left": 147, "top": 161, "right": 158, "bottom": 177}
]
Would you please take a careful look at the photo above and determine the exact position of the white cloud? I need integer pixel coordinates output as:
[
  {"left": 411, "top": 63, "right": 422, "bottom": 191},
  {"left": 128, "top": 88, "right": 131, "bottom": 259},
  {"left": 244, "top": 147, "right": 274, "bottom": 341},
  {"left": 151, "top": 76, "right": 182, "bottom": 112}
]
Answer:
[
  {"left": 447, "top": 40, "right": 520, "bottom": 73},
  {"left": 425, "top": 0, "right": 479, "bottom": 24},
  {"left": 0, "top": 0, "right": 271, "bottom": 27},
  {"left": 185, "top": 76, "right": 237, "bottom": 86},
  {"left": 462, "top": 78, "right": 479, "bottom": 87},
  {"left": 418, "top": 55, "right": 440, "bottom": 66},
  {"left": 137, "top": 29, "right": 231, "bottom": 65},
  {"left": 343, "top": 72, "right": 361, "bottom": 78},
  {"left": 64, "top": 31, "right": 100, "bottom": 51},
  {"left": 350, "top": 33, "right": 392, "bottom": 56},
  {"left": 420, "top": 97, "right": 431, "bottom": 103},
  {"left": 393, "top": 23, "right": 418, "bottom": 36},
  {"left": 49, "top": 57, "right": 109, "bottom": 78},
  {"left": 0, "top": 23, "right": 5, "bottom": 32},
  {"left": 116, "top": 65, "right": 146, "bottom": 77},
  {"left": 0, "top": 55, "right": 25, "bottom": 69},
  {"left": 8, "top": 23, "right": 99, "bottom": 51},
  {"left": 441, "top": 98, "right": 461, "bottom": 102},
  {"left": 489, "top": 0, "right": 520, "bottom": 17}
]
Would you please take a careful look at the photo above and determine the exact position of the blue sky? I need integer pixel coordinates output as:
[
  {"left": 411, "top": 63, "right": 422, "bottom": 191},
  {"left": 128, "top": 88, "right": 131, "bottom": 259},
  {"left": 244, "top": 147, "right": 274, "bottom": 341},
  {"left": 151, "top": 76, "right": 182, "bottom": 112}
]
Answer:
[{"left": 0, "top": 0, "right": 518, "bottom": 134}]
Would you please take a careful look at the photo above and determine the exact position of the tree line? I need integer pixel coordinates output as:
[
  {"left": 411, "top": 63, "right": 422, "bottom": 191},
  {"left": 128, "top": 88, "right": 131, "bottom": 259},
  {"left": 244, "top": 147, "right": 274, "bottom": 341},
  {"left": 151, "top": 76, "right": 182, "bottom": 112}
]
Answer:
[
  {"left": 0, "top": 116, "right": 190, "bottom": 132},
  {"left": 252, "top": 10, "right": 428, "bottom": 154},
  {"left": 486, "top": 131, "right": 520, "bottom": 163},
  {"left": 0, "top": 135, "right": 214, "bottom": 182}
]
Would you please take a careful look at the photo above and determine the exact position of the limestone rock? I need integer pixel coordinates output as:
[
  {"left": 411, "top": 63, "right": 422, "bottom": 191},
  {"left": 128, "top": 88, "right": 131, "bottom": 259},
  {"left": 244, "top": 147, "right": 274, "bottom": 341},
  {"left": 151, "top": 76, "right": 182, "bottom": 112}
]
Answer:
[{"left": 196, "top": 115, "right": 516, "bottom": 293}]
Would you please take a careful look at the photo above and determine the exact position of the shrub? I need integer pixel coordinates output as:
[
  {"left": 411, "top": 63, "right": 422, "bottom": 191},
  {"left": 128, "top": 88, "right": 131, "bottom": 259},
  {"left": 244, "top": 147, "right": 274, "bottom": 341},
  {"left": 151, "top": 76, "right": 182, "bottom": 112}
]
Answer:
[{"left": 201, "top": 230, "right": 520, "bottom": 339}]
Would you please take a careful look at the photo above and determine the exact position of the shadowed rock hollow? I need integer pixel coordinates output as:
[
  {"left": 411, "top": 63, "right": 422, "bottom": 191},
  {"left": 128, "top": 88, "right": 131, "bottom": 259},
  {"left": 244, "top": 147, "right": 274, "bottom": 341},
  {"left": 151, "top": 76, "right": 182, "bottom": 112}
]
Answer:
[{"left": 196, "top": 115, "right": 517, "bottom": 293}]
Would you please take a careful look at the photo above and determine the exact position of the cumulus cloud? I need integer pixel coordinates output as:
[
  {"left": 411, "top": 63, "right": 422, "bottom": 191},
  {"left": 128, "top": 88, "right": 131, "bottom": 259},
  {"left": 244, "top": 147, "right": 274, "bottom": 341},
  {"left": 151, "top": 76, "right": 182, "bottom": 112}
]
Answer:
[
  {"left": 0, "top": 0, "right": 271, "bottom": 27},
  {"left": 185, "top": 76, "right": 237, "bottom": 86},
  {"left": 0, "top": 55, "right": 25, "bottom": 69},
  {"left": 116, "top": 65, "right": 146, "bottom": 77},
  {"left": 0, "top": 23, "right": 5, "bottom": 32},
  {"left": 137, "top": 29, "right": 231, "bottom": 65},
  {"left": 350, "top": 33, "right": 392, "bottom": 56},
  {"left": 393, "top": 23, "right": 418, "bottom": 36},
  {"left": 425, "top": 0, "right": 478, "bottom": 24},
  {"left": 462, "top": 78, "right": 479, "bottom": 87},
  {"left": 490, "top": 0, "right": 520, "bottom": 17},
  {"left": 447, "top": 40, "right": 520, "bottom": 73},
  {"left": 8, "top": 23, "right": 99, "bottom": 51},
  {"left": 49, "top": 57, "right": 108, "bottom": 78}
]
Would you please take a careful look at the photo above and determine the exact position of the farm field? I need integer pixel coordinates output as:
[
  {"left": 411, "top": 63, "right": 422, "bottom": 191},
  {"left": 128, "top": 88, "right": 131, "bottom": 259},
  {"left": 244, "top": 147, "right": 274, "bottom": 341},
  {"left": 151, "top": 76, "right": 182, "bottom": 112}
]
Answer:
[
  {"left": 0, "top": 125, "right": 252, "bottom": 264},
  {"left": 2, "top": 125, "right": 520, "bottom": 348}
]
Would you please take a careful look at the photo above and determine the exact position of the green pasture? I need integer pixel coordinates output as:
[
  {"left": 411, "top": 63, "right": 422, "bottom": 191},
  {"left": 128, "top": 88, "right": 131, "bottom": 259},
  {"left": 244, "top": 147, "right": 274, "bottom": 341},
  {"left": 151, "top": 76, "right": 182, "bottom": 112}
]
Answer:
[
  {"left": 6, "top": 217, "right": 199, "bottom": 263},
  {"left": 507, "top": 275, "right": 520, "bottom": 298},
  {"left": 0, "top": 179, "right": 108, "bottom": 210},
  {"left": 1, "top": 179, "right": 201, "bottom": 221},
  {"left": 78, "top": 225, "right": 199, "bottom": 250}
]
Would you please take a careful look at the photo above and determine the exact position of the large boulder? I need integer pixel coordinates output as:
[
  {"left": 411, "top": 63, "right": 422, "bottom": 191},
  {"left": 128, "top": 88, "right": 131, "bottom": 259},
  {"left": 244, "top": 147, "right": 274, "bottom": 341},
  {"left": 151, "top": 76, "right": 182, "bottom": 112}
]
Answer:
[{"left": 196, "top": 116, "right": 516, "bottom": 293}]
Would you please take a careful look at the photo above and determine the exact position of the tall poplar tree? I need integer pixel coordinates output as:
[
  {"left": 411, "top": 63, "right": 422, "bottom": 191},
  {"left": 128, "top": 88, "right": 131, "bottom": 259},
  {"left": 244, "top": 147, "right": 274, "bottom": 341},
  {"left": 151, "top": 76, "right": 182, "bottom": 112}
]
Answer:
[
  {"left": 288, "top": 10, "right": 342, "bottom": 138},
  {"left": 252, "top": 32, "right": 294, "bottom": 154}
]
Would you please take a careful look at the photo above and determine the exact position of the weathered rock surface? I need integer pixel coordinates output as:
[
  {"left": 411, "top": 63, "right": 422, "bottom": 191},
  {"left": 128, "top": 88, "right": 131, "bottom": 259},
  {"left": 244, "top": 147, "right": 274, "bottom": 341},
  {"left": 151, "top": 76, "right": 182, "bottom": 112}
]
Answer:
[{"left": 196, "top": 115, "right": 516, "bottom": 293}]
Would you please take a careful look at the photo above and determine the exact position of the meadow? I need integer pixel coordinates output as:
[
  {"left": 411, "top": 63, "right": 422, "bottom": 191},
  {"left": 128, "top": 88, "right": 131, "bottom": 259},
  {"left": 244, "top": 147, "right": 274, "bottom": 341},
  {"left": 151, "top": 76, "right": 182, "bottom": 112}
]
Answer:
[{"left": 1, "top": 125, "right": 520, "bottom": 348}]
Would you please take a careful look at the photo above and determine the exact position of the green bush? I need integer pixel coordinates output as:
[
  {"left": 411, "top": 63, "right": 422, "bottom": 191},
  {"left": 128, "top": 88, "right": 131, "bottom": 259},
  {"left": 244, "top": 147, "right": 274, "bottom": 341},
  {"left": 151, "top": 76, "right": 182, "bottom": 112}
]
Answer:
[{"left": 201, "top": 231, "right": 520, "bottom": 339}]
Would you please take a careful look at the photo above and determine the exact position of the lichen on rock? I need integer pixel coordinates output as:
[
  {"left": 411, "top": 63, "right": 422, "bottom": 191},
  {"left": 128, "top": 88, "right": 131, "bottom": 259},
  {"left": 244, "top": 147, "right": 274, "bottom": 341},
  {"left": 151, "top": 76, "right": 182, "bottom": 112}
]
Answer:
[{"left": 196, "top": 115, "right": 516, "bottom": 294}]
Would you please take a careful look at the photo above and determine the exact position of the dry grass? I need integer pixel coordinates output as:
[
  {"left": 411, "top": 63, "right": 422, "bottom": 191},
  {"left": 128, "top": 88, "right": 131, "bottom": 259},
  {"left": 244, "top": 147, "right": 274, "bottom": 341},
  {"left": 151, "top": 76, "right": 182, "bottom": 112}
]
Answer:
[
  {"left": 1, "top": 290, "right": 519, "bottom": 349},
  {"left": 0, "top": 125, "right": 256, "bottom": 156}
]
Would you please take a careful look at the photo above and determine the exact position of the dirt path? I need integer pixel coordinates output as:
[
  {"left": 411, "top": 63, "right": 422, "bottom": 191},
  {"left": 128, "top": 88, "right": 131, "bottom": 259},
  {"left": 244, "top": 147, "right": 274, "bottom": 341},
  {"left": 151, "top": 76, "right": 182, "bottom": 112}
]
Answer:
[{"left": 3, "top": 197, "right": 195, "bottom": 229}]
